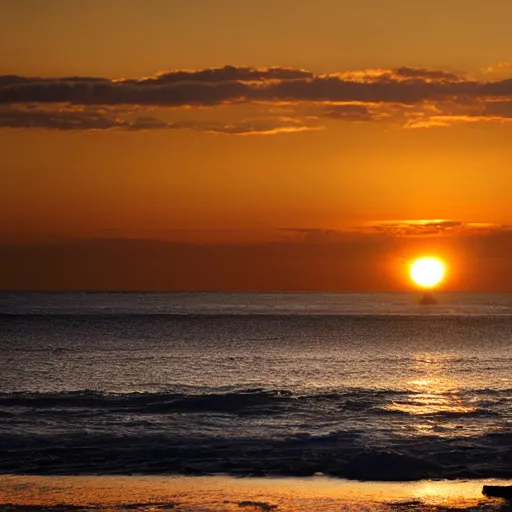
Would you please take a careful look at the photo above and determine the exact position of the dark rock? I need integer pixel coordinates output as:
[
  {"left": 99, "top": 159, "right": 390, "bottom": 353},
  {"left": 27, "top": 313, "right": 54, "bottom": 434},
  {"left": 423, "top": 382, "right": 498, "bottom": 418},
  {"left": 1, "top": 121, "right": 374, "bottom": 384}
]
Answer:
[{"left": 483, "top": 485, "right": 512, "bottom": 499}]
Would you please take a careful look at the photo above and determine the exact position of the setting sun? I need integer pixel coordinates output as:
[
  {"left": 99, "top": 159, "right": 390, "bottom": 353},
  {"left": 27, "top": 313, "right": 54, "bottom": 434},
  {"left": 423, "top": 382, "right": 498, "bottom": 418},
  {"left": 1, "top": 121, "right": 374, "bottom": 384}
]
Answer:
[{"left": 410, "top": 257, "right": 446, "bottom": 288}]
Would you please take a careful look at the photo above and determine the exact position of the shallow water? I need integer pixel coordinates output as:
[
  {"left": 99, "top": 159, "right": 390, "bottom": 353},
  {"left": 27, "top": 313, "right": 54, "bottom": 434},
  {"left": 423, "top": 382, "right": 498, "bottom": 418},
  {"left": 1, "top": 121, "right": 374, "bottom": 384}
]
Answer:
[
  {"left": 1, "top": 292, "right": 512, "bottom": 480},
  {"left": 1, "top": 475, "right": 511, "bottom": 512}
]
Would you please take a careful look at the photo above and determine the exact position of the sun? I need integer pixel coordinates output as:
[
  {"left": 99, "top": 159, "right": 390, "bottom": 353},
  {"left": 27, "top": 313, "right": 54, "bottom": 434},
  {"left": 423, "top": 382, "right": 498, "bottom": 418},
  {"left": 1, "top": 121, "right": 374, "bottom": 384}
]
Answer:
[{"left": 410, "top": 257, "right": 446, "bottom": 288}]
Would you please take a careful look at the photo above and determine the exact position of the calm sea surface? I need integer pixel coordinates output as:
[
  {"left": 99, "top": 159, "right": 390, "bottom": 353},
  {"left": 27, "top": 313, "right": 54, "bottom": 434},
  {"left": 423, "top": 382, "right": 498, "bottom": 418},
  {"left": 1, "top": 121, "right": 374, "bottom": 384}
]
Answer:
[{"left": 1, "top": 292, "right": 512, "bottom": 481}]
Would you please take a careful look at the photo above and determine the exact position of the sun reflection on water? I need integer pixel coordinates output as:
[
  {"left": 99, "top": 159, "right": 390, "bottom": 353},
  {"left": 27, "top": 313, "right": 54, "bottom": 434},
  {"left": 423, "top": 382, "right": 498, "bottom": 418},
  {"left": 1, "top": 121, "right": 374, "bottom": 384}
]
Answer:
[
  {"left": 385, "top": 354, "right": 481, "bottom": 436},
  {"left": 408, "top": 479, "right": 499, "bottom": 508}
]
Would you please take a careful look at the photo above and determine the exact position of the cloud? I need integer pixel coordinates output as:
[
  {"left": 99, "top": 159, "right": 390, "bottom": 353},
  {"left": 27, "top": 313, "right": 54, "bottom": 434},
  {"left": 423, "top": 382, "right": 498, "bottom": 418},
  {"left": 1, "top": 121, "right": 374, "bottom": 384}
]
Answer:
[
  {"left": 366, "top": 219, "right": 508, "bottom": 237},
  {"left": 323, "top": 104, "right": 377, "bottom": 121},
  {"left": 4, "top": 226, "right": 512, "bottom": 290},
  {"left": 281, "top": 221, "right": 473, "bottom": 240},
  {"left": 332, "top": 67, "right": 464, "bottom": 83},
  {"left": 484, "top": 99, "right": 512, "bottom": 117},
  {"left": 126, "top": 116, "right": 170, "bottom": 130},
  {"left": 0, "top": 65, "right": 508, "bottom": 107},
  {"left": 0, "top": 106, "right": 319, "bottom": 134},
  {"left": 0, "top": 106, "right": 125, "bottom": 130},
  {"left": 403, "top": 97, "right": 512, "bottom": 128},
  {"left": 481, "top": 62, "right": 512, "bottom": 74},
  {"left": 392, "top": 67, "right": 463, "bottom": 82},
  {"left": 1, "top": 65, "right": 512, "bottom": 130},
  {"left": 120, "top": 65, "right": 314, "bottom": 85},
  {"left": 406, "top": 114, "right": 512, "bottom": 129},
  {"left": 200, "top": 117, "right": 322, "bottom": 135}
]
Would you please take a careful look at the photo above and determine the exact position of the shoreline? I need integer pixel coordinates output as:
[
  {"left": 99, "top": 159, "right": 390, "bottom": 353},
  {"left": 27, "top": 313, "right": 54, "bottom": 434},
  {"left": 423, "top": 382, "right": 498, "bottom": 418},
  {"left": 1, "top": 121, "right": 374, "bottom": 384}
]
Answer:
[{"left": 1, "top": 474, "right": 511, "bottom": 511}]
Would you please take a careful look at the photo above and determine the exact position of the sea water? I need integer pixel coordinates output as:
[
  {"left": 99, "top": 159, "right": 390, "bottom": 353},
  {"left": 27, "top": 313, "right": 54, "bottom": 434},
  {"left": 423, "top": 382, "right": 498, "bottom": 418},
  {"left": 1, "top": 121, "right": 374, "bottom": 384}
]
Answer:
[{"left": 1, "top": 291, "right": 512, "bottom": 481}]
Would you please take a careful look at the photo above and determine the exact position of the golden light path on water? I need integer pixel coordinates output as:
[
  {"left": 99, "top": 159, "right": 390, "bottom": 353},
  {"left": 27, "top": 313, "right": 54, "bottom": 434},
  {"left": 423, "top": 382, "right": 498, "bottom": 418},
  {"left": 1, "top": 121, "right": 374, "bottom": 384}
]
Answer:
[
  {"left": 0, "top": 474, "right": 510, "bottom": 511},
  {"left": 385, "top": 354, "right": 478, "bottom": 426}
]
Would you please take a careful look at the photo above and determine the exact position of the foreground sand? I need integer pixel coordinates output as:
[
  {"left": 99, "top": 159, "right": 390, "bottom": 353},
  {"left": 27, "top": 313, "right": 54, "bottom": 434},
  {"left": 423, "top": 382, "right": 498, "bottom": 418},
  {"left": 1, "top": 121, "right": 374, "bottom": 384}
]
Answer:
[{"left": 1, "top": 474, "right": 511, "bottom": 511}]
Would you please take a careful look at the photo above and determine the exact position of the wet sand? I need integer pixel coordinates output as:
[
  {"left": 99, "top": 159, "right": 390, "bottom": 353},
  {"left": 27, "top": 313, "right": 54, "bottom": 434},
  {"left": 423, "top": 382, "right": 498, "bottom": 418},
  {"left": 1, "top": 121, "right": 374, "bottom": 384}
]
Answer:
[{"left": 1, "top": 474, "right": 511, "bottom": 511}]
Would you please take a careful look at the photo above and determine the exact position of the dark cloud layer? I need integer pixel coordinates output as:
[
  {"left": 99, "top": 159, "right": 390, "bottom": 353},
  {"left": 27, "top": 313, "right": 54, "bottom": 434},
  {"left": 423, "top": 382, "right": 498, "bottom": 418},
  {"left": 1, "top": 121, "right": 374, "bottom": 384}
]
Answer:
[
  {"left": 1, "top": 66, "right": 512, "bottom": 131},
  {"left": 0, "top": 65, "right": 511, "bottom": 107},
  {"left": 122, "top": 65, "right": 314, "bottom": 85},
  {"left": 2, "top": 227, "right": 512, "bottom": 290},
  {"left": 392, "top": 67, "right": 463, "bottom": 82}
]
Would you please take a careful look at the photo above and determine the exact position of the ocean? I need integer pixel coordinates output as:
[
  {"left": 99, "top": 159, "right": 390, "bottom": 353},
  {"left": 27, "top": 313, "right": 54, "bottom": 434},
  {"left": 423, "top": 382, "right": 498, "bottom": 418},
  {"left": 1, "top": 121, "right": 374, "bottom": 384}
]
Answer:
[{"left": 1, "top": 291, "right": 512, "bottom": 510}]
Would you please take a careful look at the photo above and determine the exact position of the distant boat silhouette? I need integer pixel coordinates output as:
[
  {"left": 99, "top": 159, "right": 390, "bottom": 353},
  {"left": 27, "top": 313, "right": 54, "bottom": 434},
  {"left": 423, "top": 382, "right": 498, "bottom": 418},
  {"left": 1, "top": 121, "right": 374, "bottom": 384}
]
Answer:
[{"left": 419, "top": 292, "right": 437, "bottom": 305}]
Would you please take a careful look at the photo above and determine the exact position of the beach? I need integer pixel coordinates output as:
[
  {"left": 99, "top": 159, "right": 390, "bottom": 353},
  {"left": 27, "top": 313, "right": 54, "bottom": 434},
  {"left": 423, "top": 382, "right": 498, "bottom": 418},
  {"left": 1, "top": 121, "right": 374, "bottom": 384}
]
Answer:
[{"left": 1, "top": 474, "right": 511, "bottom": 511}]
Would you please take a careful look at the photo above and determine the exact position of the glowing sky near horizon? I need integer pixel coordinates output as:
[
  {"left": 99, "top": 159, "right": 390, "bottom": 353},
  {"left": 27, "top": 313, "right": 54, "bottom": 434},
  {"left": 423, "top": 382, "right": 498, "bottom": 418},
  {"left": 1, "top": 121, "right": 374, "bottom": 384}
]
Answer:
[{"left": 1, "top": 0, "right": 512, "bottom": 290}]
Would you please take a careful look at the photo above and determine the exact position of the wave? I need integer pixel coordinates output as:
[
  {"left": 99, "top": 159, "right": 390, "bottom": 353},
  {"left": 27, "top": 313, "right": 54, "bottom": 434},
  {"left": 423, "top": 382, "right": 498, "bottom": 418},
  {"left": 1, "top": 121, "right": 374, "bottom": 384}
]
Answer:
[
  {"left": 0, "top": 389, "right": 295, "bottom": 413},
  {"left": 1, "top": 388, "right": 510, "bottom": 480},
  {"left": 1, "top": 429, "right": 512, "bottom": 480},
  {"left": 0, "top": 388, "right": 506, "bottom": 415}
]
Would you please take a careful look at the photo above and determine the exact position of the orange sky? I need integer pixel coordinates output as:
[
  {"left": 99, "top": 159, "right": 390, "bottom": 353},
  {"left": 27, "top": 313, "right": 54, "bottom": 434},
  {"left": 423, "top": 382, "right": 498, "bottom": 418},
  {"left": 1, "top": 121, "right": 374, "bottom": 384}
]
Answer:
[{"left": 1, "top": 0, "right": 512, "bottom": 290}]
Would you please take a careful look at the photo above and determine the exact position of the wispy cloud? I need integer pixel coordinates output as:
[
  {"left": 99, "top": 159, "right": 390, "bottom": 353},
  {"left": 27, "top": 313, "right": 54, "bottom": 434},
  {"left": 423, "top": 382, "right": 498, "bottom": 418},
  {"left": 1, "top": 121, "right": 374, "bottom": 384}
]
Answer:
[
  {"left": 365, "top": 220, "right": 509, "bottom": 237},
  {"left": 481, "top": 62, "right": 512, "bottom": 74},
  {"left": 0, "top": 105, "right": 319, "bottom": 134},
  {"left": 279, "top": 220, "right": 512, "bottom": 241}
]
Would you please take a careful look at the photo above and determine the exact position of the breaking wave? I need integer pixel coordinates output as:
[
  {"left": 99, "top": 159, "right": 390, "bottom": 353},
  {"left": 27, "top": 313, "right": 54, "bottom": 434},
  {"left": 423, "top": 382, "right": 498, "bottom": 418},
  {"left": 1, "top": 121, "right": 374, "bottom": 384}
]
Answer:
[{"left": 1, "top": 388, "right": 512, "bottom": 480}]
